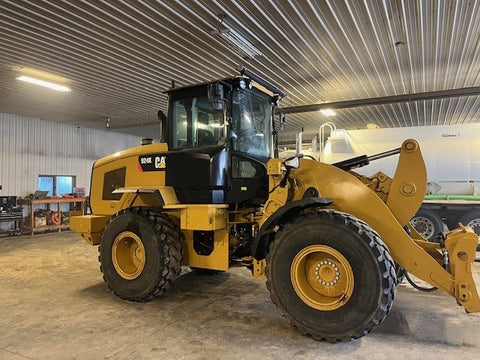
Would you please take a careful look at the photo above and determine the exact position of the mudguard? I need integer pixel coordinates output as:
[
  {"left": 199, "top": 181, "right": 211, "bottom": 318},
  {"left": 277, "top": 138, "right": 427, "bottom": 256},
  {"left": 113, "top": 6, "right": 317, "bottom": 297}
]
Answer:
[{"left": 253, "top": 197, "right": 332, "bottom": 259}]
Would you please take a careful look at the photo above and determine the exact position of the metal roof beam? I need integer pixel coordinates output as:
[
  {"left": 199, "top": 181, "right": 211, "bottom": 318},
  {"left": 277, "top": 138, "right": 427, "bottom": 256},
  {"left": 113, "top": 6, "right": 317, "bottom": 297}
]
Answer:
[{"left": 279, "top": 86, "right": 480, "bottom": 114}]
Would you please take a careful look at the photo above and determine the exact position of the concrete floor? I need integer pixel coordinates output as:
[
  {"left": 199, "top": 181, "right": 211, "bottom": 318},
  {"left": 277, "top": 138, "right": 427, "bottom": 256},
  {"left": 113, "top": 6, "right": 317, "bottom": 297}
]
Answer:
[{"left": 0, "top": 232, "right": 479, "bottom": 360}]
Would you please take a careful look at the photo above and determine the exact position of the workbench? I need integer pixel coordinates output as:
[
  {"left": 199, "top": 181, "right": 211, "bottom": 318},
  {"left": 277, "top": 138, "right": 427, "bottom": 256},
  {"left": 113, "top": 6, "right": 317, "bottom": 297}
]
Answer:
[{"left": 17, "top": 198, "right": 85, "bottom": 236}]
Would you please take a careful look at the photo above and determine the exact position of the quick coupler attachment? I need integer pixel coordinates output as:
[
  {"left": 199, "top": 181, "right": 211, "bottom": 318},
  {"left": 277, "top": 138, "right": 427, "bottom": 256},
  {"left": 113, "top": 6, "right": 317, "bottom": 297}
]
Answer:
[{"left": 444, "top": 224, "right": 480, "bottom": 312}]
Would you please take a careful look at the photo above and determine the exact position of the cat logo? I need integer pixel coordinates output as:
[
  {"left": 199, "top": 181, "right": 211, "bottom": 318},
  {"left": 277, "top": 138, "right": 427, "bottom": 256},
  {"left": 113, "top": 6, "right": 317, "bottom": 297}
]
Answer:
[
  {"left": 138, "top": 154, "right": 167, "bottom": 172},
  {"left": 155, "top": 156, "right": 166, "bottom": 169}
]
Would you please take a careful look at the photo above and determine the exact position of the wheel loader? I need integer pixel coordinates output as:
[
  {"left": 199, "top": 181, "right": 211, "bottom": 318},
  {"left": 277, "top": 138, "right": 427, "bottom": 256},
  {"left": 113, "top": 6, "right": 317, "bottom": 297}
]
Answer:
[{"left": 70, "top": 69, "right": 480, "bottom": 342}]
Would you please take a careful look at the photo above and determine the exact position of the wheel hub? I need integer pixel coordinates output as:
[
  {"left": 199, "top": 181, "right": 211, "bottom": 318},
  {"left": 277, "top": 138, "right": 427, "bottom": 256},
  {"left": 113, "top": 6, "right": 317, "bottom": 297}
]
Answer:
[
  {"left": 291, "top": 245, "right": 354, "bottom": 311},
  {"left": 112, "top": 231, "right": 146, "bottom": 280},
  {"left": 466, "top": 219, "right": 480, "bottom": 236},
  {"left": 410, "top": 217, "right": 434, "bottom": 239},
  {"left": 314, "top": 260, "right": 340, "bottom": 286}
]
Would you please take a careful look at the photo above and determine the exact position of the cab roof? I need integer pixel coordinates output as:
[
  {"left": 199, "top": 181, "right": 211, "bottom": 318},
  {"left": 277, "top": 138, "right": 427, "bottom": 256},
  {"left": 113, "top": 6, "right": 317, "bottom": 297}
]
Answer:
[{"left": 163, "top": 68, "right": 285, "bottom": 98}]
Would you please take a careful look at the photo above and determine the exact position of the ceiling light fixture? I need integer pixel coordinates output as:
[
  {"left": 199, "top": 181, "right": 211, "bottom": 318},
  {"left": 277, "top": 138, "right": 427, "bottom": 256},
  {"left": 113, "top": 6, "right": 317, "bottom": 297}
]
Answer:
[
  {"left": 210, "top": 14, "right": 262, "bottom": 59},
  {"left": 320, "top": 109, "right": 336, "bottom": 117},
  {"left": 16, "top": 75, "right": 71, "bottom": 92}
]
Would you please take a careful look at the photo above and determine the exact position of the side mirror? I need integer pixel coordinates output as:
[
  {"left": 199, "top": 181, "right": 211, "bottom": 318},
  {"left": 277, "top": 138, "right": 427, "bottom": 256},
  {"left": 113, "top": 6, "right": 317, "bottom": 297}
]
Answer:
[
  {"left": 157, "top": 110, "right": 167, "bottom": 123},
  {"left": 208, "top": 83, "right": 224, "bottom": 111},
  {"left": 279, "top": 156, "right": 300, "bottom": 187},
  {"left": 157, "top": 110, "right": 167, "bottom": 142},
  {"left": 284, "top": 156, "right": 300, "bottom": 169},
  {"left": 279, "top": 113, "right": 286, "bottom": 132}
]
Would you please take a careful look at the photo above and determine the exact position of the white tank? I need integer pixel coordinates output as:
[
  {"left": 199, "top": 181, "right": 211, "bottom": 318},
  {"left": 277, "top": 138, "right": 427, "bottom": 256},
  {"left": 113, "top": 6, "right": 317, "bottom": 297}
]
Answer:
[{"left": 321, "top": 123, "right": 480, "bottom": 195}]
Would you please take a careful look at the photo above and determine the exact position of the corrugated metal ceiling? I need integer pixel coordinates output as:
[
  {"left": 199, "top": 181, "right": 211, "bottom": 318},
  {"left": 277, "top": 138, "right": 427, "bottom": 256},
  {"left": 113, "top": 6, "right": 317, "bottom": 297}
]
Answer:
[{"left": 0, "top": 0, "right": 479, "bottom": 144}]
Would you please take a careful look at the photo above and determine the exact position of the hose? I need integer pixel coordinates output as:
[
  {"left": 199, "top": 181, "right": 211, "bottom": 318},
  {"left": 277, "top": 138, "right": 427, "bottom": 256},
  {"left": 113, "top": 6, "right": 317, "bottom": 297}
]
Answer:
[
  {"left": 51, "top": 212, "right": 61, "bottom": 226},
  {"left": 404, "top": 271, "right": 437, "bottom": 292}
]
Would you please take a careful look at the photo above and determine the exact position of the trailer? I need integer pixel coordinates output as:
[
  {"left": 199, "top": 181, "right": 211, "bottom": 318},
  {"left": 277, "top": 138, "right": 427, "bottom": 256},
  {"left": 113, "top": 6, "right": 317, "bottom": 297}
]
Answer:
[{"left": 319, "top": 123, "right": 480, "bottom": 246}]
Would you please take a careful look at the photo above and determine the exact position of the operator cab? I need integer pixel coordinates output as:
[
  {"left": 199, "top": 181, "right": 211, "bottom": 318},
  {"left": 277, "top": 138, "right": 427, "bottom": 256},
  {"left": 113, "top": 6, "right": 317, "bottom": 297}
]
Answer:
[{"left": 163, "top": 70, "right": 283, "bottom": 205}]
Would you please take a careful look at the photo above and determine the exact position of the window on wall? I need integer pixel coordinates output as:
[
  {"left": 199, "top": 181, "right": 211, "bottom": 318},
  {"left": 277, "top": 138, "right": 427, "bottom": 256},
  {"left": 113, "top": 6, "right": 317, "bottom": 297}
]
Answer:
[{"left": 38, "top": 175, "right": 76, "bottom": 196}]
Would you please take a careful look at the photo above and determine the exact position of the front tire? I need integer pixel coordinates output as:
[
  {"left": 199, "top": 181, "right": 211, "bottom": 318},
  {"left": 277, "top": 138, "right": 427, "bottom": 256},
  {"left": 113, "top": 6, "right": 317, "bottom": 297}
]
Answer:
[
  {"left": 99, "top": 208, "right": 182, "bottom": 301},
  {"left": 266, "top": 210, "right": 395, "bottom": 342}
]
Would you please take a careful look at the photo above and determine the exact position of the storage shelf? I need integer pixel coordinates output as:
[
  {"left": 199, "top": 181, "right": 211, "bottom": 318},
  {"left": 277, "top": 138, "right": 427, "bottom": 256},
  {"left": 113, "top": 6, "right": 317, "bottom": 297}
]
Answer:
[{"left": 0, "top": 213, "right": 23, "bottom": 236}]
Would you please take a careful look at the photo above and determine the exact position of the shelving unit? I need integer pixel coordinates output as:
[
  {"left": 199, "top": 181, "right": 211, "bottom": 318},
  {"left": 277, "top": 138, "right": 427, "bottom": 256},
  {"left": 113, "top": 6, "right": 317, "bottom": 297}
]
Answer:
[
  {"left": 0, "top": 212, "right": 23, "bottom": 236},
  {"left": 17, "top": 198, "right": 85, "bottom": 236}
]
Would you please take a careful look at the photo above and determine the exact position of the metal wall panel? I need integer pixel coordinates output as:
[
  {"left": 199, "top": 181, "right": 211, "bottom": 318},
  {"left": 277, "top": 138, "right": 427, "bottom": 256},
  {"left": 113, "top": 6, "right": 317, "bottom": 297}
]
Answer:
[{"left": 0, "top": 112, "right": 142, "bottom": 197}]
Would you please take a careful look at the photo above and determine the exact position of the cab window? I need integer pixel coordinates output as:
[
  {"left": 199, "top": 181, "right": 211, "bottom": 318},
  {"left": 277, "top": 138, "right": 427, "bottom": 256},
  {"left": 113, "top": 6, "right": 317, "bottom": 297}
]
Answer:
[
  {"left": 231, "top": 87, "right": 273, "bottom": 158},
  {"left": 170, "top": 97, "right": 225, "bottom": 149}
]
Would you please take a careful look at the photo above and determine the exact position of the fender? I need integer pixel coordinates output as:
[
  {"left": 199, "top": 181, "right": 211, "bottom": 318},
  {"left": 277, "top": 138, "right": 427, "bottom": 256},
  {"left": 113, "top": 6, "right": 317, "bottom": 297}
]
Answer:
[
  {"left": 252, "top": 197, "right": 332, "bottom": 260},
  {"left": 108, "top": 186, "right": 179, "bottom": 214}
]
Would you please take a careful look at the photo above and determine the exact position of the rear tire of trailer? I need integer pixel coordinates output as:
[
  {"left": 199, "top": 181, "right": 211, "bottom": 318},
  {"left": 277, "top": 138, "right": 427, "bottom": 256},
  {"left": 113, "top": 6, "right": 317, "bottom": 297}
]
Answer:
[
  {"left": 99, "top": 208, "right": 182, "bottom": 301},
  {"left": 410, "top": 207, "right": 444, "bottom": 241},
  {"left": 458, "top": 210, "right": 480, "bottom": 251},
  {"left": 266, "top": 210, "right": 396, "bottom": 342}
]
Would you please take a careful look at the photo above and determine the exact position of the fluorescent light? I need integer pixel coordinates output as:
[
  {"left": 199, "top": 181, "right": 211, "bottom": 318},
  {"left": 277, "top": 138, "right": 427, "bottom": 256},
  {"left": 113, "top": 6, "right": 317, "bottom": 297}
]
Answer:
[
  {"left": 320, "top": 109, "right": 336, "bottom": 116},
  {"left": 16, "top": 75, "right": 71, "bottom": 92},
  {"left": 210, "top": 14, "right": 262, "bottom": 59},
  {"left": 221, "top": 30, "right": 262, "bottom": 59}
]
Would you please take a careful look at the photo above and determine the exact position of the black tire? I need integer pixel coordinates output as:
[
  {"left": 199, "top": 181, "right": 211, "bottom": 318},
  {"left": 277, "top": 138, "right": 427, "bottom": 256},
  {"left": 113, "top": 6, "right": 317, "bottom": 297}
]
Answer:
[
  {"left": 410, "top": 207, "right": 444, "bottom": 241},
  {"left": 266, "top": 210, "right": 396, "bottom": 342},
  {"left": 458, "top": 210, "right": 480, "bottom": 251},
  {"left": 99, "top": 208, "right": 182, "bottom": 301}
]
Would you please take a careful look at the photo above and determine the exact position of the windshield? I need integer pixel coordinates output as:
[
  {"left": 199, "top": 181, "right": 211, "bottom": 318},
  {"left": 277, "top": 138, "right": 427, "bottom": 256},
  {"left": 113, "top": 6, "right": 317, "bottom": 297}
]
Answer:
[
  {"left": 231, "top": 87, "right": 273, "bottom": 158},
  {"left": 170, "top": 96, "right": 225, "bottom": 149}
]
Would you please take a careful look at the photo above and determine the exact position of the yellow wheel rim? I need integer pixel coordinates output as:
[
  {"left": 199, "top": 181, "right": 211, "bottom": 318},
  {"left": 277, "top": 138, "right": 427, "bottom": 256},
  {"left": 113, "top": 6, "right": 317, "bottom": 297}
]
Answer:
[
  {"left": 291, "top": 245, "right": 354, "bottom": 311},
  {"left": 112, "top": 231, "right": 146, "bottom": 280}
]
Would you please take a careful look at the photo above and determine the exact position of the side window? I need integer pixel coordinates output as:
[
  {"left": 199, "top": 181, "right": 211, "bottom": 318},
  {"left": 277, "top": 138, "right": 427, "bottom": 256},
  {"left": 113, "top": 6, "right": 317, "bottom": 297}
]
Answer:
[
  {"left": 171, "top": 99, "right": 188, "bottom": 148},
  {"left": 232, "top": 156, "right": 264, "bottom": 178},
  {"left": 102, "top": 168, "right": 126, "bottom": 200},
  {"left": 171, "top": 97, "right": 225, "bottom": 149},
  {"left": 197, "top": 110, "right": 224, "bottom": 146}
]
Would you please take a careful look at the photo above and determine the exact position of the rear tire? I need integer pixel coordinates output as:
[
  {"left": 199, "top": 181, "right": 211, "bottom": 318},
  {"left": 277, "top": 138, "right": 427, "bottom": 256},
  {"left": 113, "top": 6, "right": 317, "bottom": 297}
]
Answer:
[
  {"left": 99, "top": 208, "right": 182, "bottom": 301},
  {"left": 410, "top": 207, "right": 444, "bottom": 241},
  {"left": 266, "top": 210, "right": 395, "bottom": 342}
]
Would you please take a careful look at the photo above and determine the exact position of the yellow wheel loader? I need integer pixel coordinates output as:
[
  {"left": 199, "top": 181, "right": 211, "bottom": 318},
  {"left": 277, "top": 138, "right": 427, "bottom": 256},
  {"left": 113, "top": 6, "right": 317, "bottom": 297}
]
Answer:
[{"left": 70, "top": 69, "right": 479, "bottom": 342}]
